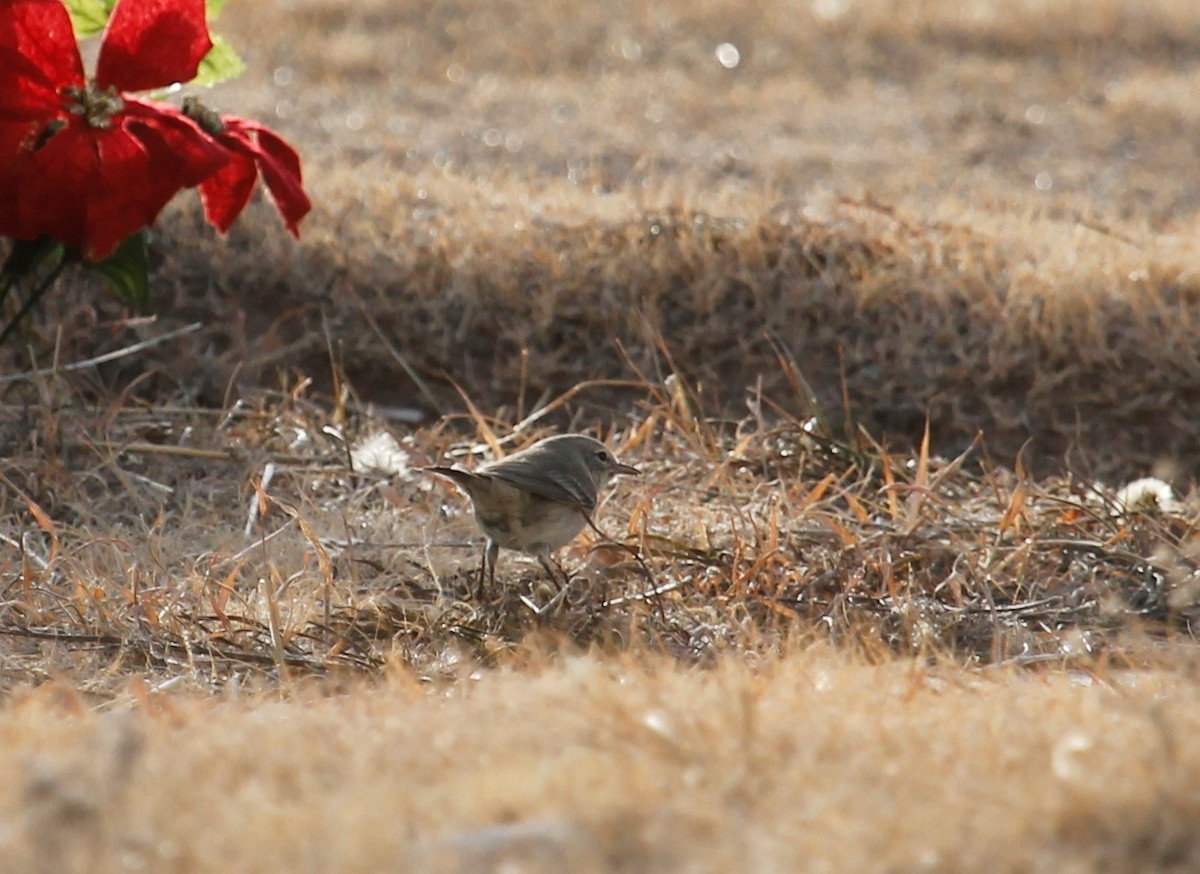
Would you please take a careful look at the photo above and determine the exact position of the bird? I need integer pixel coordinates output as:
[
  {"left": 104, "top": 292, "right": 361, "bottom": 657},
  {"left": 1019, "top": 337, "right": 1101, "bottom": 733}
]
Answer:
[{"left": 425, "top": 434, "right": 640, "bottom": 596}]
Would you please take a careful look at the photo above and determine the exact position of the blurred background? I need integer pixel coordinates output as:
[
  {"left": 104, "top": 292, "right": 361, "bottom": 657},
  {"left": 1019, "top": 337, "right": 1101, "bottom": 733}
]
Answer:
[{"left": 32, "top": 0, "right": 1200, "bottom": 478}]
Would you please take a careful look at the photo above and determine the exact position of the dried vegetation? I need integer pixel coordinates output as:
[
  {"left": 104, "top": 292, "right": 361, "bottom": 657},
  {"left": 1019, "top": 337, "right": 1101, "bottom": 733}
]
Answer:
[
  {"left": 2, "top": 0, "right": 1200, "bottom": 869},
  {"left": 2, "top": 372, "right": 1198, "bottom": 687}
]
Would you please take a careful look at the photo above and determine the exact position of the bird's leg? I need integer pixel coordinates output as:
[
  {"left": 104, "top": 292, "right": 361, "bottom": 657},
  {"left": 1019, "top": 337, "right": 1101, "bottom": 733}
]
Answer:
[
  {"left": 474, "top": 539, "right": 499, "bottom": 601},
  {"left": 535, "top": 553, "right": 573, "bottom": 619},
  {"left": 536, "top": 553, "right": 570, "bottom": 591},
  {"left": 472, "top": 547, "right": 486, "bottom": 601}
]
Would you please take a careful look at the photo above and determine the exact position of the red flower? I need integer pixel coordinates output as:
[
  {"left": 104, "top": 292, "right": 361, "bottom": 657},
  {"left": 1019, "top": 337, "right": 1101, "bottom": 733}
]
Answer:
[
  {"left": 0, "top": 0, "right": 227, "bottom": 260},
  {"left": 187, "top": 105, "right": 312, "bottom": 238}
]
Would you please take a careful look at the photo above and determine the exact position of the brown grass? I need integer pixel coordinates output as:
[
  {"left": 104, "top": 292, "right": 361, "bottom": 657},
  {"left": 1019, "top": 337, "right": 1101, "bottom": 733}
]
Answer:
[
  {"left": 3, "top": 0, "right": 1200, "bottom": 869},
  {"left": 6, "top": 653, "right": 1200, "bottom": 873}
]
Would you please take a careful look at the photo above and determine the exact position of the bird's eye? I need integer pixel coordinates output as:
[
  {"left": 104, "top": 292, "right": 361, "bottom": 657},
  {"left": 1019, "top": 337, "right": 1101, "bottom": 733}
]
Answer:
[{"left": 594, "top": 449, "right": 611, "bottom": 463}]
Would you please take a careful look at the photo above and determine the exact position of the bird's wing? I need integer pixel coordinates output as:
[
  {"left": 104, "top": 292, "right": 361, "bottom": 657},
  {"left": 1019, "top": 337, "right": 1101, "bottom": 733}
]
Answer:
[
  {"left": 423, "top": 466, "right": 479, "bottom": 490},
  {"left": 486, "top": 456, "right": 597, "bottom": 513}
]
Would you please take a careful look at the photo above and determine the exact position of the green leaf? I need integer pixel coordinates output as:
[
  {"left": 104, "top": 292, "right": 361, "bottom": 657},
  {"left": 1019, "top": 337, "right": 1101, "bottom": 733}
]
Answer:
[
  {"left": 89, "top": 232, "right": 149, "bottom": 306},
  {"left": 66, "top": 0, "right": 235, "bottom": 39},
  {"left": 191, "top": 35, "right": 246, "bottom": 88},
  {"left": 64, "top": 0, "right": 118, "bottom": 37},
  {"left": 1, "top": 237, "right": 64, "bottom": 282}
]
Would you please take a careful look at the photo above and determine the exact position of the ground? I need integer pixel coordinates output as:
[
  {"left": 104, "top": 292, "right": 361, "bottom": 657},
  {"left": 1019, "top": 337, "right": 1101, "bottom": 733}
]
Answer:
[{"left": 2, "top": 0, "right": 1200, "bottom": 871}]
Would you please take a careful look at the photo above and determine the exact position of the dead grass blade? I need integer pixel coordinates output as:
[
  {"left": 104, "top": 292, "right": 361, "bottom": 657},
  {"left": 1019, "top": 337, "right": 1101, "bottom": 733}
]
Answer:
[
  {"left": 0, "top": 321, "right": 201, "bottom": 384},
  {"left": 346, "top": 284, "right": 443, "bottom": 415},
  {"left": 765, "top": 328, "right": 827, "bottom": 428},
  {"left": 902, "top": 419, "right": 932, "bottom": 533}
]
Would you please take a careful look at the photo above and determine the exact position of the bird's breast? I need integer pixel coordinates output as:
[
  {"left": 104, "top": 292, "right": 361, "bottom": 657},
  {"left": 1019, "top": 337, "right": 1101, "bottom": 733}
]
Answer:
[{"left": 471, "top": 480, "right": 587, "bottom": 555}]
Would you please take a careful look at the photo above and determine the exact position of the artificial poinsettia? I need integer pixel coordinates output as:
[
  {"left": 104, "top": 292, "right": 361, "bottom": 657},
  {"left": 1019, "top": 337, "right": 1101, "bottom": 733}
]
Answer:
[{"left": 0, "top": 0, "right": 228, "bottom": 260}]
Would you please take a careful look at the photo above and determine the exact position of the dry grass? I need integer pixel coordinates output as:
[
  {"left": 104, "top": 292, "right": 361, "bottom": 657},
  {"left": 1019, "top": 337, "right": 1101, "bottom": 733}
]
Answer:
[
  {"left": 1, "top": 380, "right": 1199, "bottom": 870},
  {"left": 3, "top": 381, "right": 1198, "bottom": 687},
  {"left": 2, "top": 0, "right": 1200, "bottom": 869},
  {"left": 3, "top": 653, "right": 1200, "bottom": 873}
]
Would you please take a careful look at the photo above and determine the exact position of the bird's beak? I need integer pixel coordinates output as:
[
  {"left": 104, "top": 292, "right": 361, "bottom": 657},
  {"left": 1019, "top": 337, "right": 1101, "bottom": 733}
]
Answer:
[{"left": 614, "top": 461, "right": 641, "bottom": 477}]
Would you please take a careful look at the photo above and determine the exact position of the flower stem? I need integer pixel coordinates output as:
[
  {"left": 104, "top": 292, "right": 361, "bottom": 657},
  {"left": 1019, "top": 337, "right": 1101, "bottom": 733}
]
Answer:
[
  {"left": 0, "top": 270, "right": 16, "bottom": 313},
  {"left": 0, "top": 259, "right": 69, "bottom": 347}
]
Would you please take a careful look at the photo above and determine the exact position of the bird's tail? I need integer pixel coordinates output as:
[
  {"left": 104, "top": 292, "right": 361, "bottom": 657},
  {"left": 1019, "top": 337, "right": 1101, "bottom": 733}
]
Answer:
[{"left": 422, "top": 466, "right": 477, "bottom": 488}]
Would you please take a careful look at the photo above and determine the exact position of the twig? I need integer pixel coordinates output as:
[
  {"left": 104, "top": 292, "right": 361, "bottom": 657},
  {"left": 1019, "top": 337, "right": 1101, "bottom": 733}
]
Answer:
[
  {"left": 70, "top": 440, "right": 340, "bottom": 466},
  {"left": 346, "top": 284, "right": 444, "bottom": 415},
  {"left": 581, "top": 513, "right": 664, "bottom": 619},
  {"left": 0, "top": 321, "right": 202, "bottom": 383},
  {"left": 604, "top": 579, "right": 683, "bottom": 607},
  {"left": 0, "top": 259, "right": 68, "bottom": 346}
]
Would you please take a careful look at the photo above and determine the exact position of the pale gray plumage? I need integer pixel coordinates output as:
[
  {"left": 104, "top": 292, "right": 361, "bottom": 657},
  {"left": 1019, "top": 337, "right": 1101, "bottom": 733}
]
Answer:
[{"left": 426, "top": 434, "right": 639, "bottom": 593}]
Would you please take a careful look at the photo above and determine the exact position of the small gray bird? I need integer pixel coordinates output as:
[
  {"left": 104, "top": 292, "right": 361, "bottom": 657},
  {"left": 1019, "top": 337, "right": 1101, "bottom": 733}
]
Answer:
[{"left": 426, "top": 434, "right": 640, "bottom": 594}]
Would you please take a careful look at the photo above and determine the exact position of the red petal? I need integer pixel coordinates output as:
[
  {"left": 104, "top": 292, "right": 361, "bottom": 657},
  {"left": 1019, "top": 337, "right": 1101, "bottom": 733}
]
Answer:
[
  {"left": 9, "top": 113, "right": 203, "bottom": 260},
  {"left": 14, "top": 122, "right": 96, "bottom": 249},
  {"left": 124, "top": 97, "right": 228, "bottom": 184},
  {"left": 199, "top": 148, "right": 257, "bottom": 233},
  {"left": 245, "top": 125, "right": 311, "bottom": 235},
  {"left": 0, "top": 0, "right": 84, "bottom": 116},
  {"left": 0, "top": 120, "right": 37, "bottom": 237},
  {"left": 96, "top": 0, "right": 213, "bottom": 92},
  {"left": 0, "top": 117, "right": 38, "bottom": 162},
  {"left": 85, "top": 126, "right": 178, "bottom": 259},
  {"left": 218, "top": 119, "right": 311, "bottom": 236}
]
